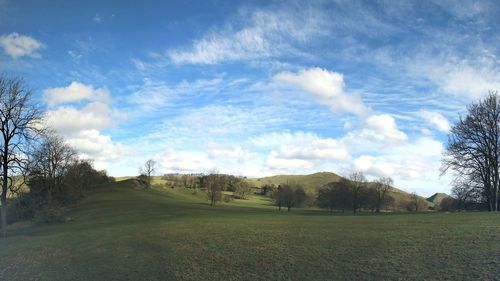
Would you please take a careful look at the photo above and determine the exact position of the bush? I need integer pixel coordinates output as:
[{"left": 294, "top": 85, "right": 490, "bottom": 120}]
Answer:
[
  {"left": 223, "top": 194, "right": 234, "bottom": 203},
  {"left": 34, "top": 205, "right": 67, "bottom": 223}
]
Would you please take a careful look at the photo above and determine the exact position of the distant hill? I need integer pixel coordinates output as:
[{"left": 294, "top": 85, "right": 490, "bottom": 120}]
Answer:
[
  {"left": 246, "top": 172, "right": 431, "bottom": 209},
  {"left": 245, "top": 172, "right": 343, "bottom": 191},
  {"left": 427, "top": 193, "right": 450, "bottom": 205}
]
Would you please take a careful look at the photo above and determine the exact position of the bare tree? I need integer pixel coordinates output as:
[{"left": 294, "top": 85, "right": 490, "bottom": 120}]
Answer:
[
  {"left": 442, "top": 91, "right": 500, "bottom": 211},
  {"left": 0, "top": 76, "right": 43, "bottom": 237},
  {"left": 29, "top": 133, "right": 77, "bottom": 203},
  {"left": 409, "top": 192, "right": 427, "bottom": 212},
  {"left": 349, "top": 172, "right": 366, "bottom": 214},
  {"left": 374, "top": 177, "right": 393, "bottom": 212},
  {"left": 139, "top": 159, "right": 156, "bottom": 188}
]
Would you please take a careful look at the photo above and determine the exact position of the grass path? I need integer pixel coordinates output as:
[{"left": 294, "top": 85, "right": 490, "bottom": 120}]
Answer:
[{"left": 1, "top": 180, "right": 500, "bottom": 280}]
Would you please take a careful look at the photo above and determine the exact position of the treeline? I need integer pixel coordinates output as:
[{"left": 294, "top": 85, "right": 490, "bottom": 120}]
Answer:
[
  {"left": 9, "top": 134, "right": 113, "bottom": 223},
  {"left": 162, "top": 170, "right": 431, "bottom": 213},
  {"left": 0, "top": 76, "right": 111, "bottom": 236},
  {"left": 268, "top": 173, "right": 399, "bottom": 213}
]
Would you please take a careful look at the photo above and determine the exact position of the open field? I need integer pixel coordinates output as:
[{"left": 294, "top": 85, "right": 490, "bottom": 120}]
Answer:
[{"left": 1, "top": 180, "right": 500, "bottom": 280}]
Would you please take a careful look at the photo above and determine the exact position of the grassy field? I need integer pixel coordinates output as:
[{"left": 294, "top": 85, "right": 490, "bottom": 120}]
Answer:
[{"left": 1, "top": 180, "right": 500, "bottom": 280}]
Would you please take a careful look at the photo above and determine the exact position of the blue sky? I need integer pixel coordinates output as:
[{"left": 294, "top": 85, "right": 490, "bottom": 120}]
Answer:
[{"left": 0, "top": 0, "right": 499, "bottom": 196}]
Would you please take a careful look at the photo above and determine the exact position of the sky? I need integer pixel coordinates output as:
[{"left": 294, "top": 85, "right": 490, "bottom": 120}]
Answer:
[{"left": 0, "top": 0, "right": 499, "bottom": 196}]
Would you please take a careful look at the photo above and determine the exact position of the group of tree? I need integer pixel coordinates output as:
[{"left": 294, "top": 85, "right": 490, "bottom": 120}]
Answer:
[
  {"left": 200, "top": 172, "right": 253, "bottom": 206},
  {"left": 271, "top": 183, "right": 308, "bottom": 211},
  {"left": 443, "top": 91, "right": 500, "bottom": 211},
  {"left": 0, "top": 76, "right": 112, "bottom": 237},
  {"left": 316, "top": 173, "right": 395, "bottom": 213},
  {"left": 162, "top": 173, "right": 202, "bottom": 189},
  {"left": 16, "top": 134, "right": 112, "bottom": 221}
]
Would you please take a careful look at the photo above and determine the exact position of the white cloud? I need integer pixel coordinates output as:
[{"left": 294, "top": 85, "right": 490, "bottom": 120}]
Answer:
[
  {"left": 353, "top": 155, "right": 395, "bottom": 178},
  {"left": 45, "top": 102, "right": 116, "bottom": 134},
  {"left": 93, "top": 14, "right": 102, "bottom": 23},
  {"left": 66, "top": 129, "right": 133, "bottom": 161},
  {"left": 408, "top": 55, "right": 500, "bottom": 100},
  {"left": 273, "top": 67, "right": 369, "bottom": 116},
  {"left": 44, "top": 82, "right": 131, "bottom": 166},
  {"left": 206, "top": 142, "right": 253, "bottom": 162},
  {"left": 168, "top": 7, "right": 326, "bottom": 64},
  {"left": 418, "top": 110, "right": 451, "bottom": 133},
  {"left": 128, "top": 79, "right": 173, "bottom": 111},
  {"left": 156, "top": 150, "right": 213, "bottom": 174},
  {"left": 0, "top": 33, "right": 45, "bottom": 58},
  {"left": 361, "top": 114, "right": 407, "bottom": 143},
  {"left": 43, "top": 81, "right": 110, "bottom": 106},
  {"left": 265, "top": 151, "right": 314, "bottom": 172},
  {"left": 433, "top": 62, "right": 499, "bottom": 99}
]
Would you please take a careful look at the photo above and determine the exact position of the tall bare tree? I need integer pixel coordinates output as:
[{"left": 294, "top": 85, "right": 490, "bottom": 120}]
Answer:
[
  {"left": 0, "top": 76, "right": 43, "bottom": 237},
  {"left": 374, "top": 177, "right": 393, "bottom": 212},
  {"left": 349, "top": 172, "right": 366, "bottom": 214},
  {"left": 29, "top": 133, "right": 77, "bottom": 203},
  {"left": 140, "top": 159, "right": 156, "bottom": 188},
  {"left": 442, "top": 91, "right": 500, "bottom": 211}
]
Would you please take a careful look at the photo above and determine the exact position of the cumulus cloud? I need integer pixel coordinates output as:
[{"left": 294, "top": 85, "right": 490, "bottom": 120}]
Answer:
[
  {"left": 274, "top": 68, "right": 369, "bottom": 116},
  {"left": 43, "top": 81, "right": 109, "bottom": 106},
  {"left": 43, "top": 82, "right": 130, "bottom": 165},
  {"left": 65, "top": 129, "right": 133, "bottom": 161},
  {"left": 361, "top": 114, "right": 407, "bottom": 143},
  {"left": 45, "top": 102, "right": 116, "bottom": 135},
  {"left": 353, "top": 155, "right": 395, "bottom": 178},
  {"left": 418, "top": 110, "right": 451, "bottom": 133},
  {"left": 0, "top": 33, "right": 45, "bottom": 58}
]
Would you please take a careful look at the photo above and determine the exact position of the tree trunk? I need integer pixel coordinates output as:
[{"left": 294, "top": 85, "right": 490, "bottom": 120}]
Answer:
[
  {"left": 0, "top": 201, "right": 6, "bottom": 237},
  {"left": 1, "top": 145, "right": 8, "bottom": 237}
]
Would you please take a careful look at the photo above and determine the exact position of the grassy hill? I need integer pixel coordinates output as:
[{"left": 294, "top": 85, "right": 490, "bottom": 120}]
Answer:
[
  {"left": 427, "top": 192, "right": 450, "bottom": 205},
  {"left": 246, "top": 172, "right": 429, "bottom": 208},
  {"left": 1, "top": 180, "right": 500, "bottom": 280},
  {"left": 245, "top": 171, "right": 343, "bottom": 190}
]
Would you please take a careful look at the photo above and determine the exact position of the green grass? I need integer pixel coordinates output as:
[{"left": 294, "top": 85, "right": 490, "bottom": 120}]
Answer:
[
  {"left": 1, "top": 179, "right": 500, "bottom": 280},
  {"left": 245, "top": 171, "right": 343, "bottom": 191}
]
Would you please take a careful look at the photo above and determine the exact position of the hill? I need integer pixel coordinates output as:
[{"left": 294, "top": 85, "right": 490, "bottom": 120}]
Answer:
[
  {"left": 245, "top": 171, "right": 343, "bottom": 191},
  {"left": 427, "top": 192, "right": 450, "bottom": 205},
  {"left": 246, "top": 172, "right": 428, "bottom": 208},
  {"left": 1, "top": 180, "right": 500, "bottom": 280}
]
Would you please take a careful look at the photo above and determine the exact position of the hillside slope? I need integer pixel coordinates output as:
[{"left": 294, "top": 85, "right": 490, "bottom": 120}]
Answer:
[
  {"left": 427, "top": 193, "right": 450, "bottom": 205},
  {"left": 246, "top": 172, "right": 343, "bottom": 190},
  {"left": 1, "top": 180, "right": 500, "bottom": 280},
  {"left": 246, "top": 172, "right": 427, "bottom": 207}
]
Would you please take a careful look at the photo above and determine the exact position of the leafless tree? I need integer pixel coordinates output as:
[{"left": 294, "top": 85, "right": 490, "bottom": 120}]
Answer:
[
  {"left": 0, "top": 76, "right": 43, "bottom": 237},
  {"left": 349, "top": 172, "right": 366, "bottom": 214},
  {"left": 29, "top": 133, "right": 77, "bottom": 203},
  {"left": 140, "top": 159, "right": 156, "bottom": 188},
  {"left": 442, "top": 91, "right": 500, "bottom": 211},
  {"left": 374, "top": 177, "right": 393, "bottom": 212},
  {"left": 409, "top": 192, "right": 427, "bottom": 212}
]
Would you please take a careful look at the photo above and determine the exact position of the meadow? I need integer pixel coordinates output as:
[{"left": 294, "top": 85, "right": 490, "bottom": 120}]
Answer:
[{"left": 1, "top": 179, "right": 500, "bottom": 280}]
